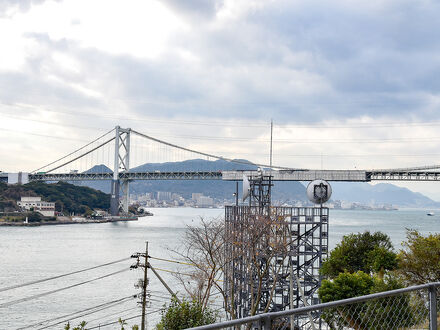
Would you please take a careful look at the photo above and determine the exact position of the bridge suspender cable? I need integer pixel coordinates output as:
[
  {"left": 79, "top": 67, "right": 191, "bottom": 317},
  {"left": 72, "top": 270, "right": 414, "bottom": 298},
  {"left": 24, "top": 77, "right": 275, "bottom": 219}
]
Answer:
[
  {"left": 31, "top": 128, "right": 115, "bottom": 173},
  {"left": 0, "top": 257, "right": 130, "bottom": 293},
  {"left": 43, "top": 136, "right": 115, "bottom": 174},
  {"left": 131, "top": 129, "right": 303, "bottom": 171}
]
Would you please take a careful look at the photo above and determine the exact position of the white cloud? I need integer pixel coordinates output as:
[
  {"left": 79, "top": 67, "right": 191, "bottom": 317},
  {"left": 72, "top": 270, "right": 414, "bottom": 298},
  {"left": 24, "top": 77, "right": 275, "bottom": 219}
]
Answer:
[{"left": 1, "top": 0, "right": 440, "bottom": 199}]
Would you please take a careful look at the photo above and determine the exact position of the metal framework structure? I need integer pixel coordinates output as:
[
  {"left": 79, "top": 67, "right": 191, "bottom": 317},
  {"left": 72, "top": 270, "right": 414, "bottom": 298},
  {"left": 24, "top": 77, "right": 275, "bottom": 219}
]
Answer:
[
  {"left": 28, "top": 169, "right": 440, "bottom": 183},
  {"left": 224, "top": 206, "right": 329, "bottom": 327},
  {"left": 224, "top": 173, "right": 328, "bottom": 328}
]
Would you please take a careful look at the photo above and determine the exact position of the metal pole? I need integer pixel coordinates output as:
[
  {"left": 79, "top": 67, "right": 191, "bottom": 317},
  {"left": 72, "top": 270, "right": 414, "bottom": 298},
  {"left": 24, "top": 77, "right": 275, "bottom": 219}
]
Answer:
[
  {"left": 149, "top": 264, "right": 182, "bottom": 304},
  {"left": 289, "top": 232, "right": 295, "bottom": 330},
  {"left": 270, "top": 119, "right": 273, "bottom": 168},
  {"left": 429, "top": 285, "right": 437, "bottom": 330},
  {"left": 141, "top": 242, "right": 148, "bottom": 330},
  {"left": 236, "top": 182, "right": 239, "bottom": 207}
]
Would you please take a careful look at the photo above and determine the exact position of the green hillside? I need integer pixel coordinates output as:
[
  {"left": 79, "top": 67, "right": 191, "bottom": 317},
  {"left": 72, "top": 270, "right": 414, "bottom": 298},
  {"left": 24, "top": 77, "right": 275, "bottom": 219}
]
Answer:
[{"left": 0, "top": 181, "right": 110, "bottom": 215}]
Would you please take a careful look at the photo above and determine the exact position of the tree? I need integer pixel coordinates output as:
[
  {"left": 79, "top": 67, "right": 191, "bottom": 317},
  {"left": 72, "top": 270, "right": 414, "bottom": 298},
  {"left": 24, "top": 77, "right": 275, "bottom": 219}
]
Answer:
[
  {"left": 397, "top": 229, "right": 440, "bottom": 285},
  {"left": 64, "top": 321, "right": 88, "bottom": 330},
  {"left": 319, "top": 272, "right": 419, "bottom": 329},
  {"left": 118, "top": 317, "right": 127, "bottom": 330},
  {"left": 155, "top": 298, "right": 217, "bottom": 329},
  {"left": 28, "top": 211, "right": 42, "bottom": 222},
  {"left": 172, "top": 218, "right": 225, "bottom": 312},
  {"left": 172, "top": 215, "right": 292, "bottom": 320},
  {"left": 321, "top": 231, "right": 398, "bottom": 278}
]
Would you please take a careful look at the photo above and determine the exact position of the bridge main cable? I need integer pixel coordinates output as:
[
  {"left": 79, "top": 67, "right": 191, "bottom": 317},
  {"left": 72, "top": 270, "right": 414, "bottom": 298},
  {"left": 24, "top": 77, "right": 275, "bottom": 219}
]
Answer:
[
  {"left": 31, "top": 127, "right": 116, "bottom": 173},
  {"left": 43, "top": 136, "right": 115, "bottom": 174},
  {"left": 131, "top": 129, "right": 305, "bottom": 171}
]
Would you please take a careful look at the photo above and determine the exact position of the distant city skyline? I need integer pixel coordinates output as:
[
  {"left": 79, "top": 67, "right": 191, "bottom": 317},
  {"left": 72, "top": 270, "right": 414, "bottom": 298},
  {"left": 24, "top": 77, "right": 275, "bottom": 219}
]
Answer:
[{"left": 1, "top": 1, "right": 440, "bottom": 199}]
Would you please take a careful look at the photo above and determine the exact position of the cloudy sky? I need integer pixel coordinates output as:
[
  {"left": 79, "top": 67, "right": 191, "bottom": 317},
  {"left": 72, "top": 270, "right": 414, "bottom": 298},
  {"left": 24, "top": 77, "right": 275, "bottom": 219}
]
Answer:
[{"left": 2, "top": 0, "right": 440, "bottom": 198}]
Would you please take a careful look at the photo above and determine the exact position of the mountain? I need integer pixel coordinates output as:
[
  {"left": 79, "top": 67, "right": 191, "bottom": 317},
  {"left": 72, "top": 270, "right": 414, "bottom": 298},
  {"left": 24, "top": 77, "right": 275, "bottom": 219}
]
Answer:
[
  {"left": 78, "top": 160, "right": 440, "bottom": 207},
  {"left": 330, "top": 182, "right": 440, "bottom": 208},
  {"left": 80, "top": 159, "right": 307, "bottom": 201}
]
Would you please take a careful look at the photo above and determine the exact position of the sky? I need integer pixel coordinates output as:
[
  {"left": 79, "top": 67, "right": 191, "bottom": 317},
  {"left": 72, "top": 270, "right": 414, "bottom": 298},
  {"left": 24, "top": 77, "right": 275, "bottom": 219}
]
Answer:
[{"left": 1, "top": 0, "right": 440, "bottom": 199}]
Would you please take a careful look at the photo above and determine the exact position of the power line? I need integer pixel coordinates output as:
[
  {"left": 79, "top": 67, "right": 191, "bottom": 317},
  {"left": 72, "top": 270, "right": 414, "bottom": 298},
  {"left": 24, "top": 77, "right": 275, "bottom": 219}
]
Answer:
[
  {"left": 149, "top": 256, "right": 195, "bottom": 266},
  {"left": 18, "top": 295, "right": 136, "bottom": 330},
  {"left": 85, "top": 306, "right": 140, "bottom": 325},
  {"left": 0, "top": 112, "right": 108, "bottom": 132},
  {"left": 0, "top": 126, "right": 91, "bottom": 143},
  {"left": 0, "top": 257, "right": 130, "bottom": 293},
  {"left": 8, "top": 101, "right": 440, "bottom": 129},
  {"left": 50, "top": 306, "right": 140, "bottom": 330},
  {"left": 0, "top": 268, "right": 129, "bottom": 308},
  {"left": 86, "top": 310, "right": 161, "bottom": 330}
]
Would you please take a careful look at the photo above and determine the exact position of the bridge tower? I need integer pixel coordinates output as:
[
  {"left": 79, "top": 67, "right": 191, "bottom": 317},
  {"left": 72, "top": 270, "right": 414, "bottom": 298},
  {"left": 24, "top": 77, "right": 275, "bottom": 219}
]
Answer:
[{"left": 110, "top": 126, "right": 131, "bottom": 216}]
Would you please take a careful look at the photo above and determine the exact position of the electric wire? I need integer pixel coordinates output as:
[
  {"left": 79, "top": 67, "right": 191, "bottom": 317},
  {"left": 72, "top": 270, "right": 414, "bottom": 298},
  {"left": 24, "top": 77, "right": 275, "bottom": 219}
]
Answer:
[
  {"left": 152, "top": 267, "right": 224, "bottom": 283},
  {"left": 31, "top": 128, "right": 115, "bottom": 173},
  {"left": 18, "top": 295, "right": 136, "bottom": 330},
  {"left": 0, "top": 268, "right": 129, "bottom": 308},
  {"left": 0, "top": 127, "right": 91, "bottom": 143},
  {"left": 149, "top": 256, "right": 195, "bottom": 266},
  {"left": 86, "top": 310, "right": 161, "bottom": 330},
  {"left": 7, "top": 102, "right": 440, "bottom": 129},
  {"left": 1, "top": 112, "right": 107, "bottom": 132},
  {"left": 72, "top": 306, "right": 140, "bottom": 328},
  {"left": 87, "top": 315, "right": 143, "bottom": 330},
  {"left": 0, "top": 257, "right": 130, "bottom": 293}
]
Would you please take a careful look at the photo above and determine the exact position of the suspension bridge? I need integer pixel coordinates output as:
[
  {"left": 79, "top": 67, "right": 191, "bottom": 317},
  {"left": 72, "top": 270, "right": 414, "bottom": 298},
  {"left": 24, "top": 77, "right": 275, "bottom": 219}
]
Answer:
[{"left": 3, "top": 126, "right": 440, "bottom": 215}]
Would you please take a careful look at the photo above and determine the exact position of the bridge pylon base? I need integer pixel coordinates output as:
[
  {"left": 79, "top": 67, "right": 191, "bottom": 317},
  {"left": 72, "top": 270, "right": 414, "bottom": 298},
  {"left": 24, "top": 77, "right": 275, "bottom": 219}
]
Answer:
[{"left": 110, "top": 179, "right": 120, "bottom": 216}]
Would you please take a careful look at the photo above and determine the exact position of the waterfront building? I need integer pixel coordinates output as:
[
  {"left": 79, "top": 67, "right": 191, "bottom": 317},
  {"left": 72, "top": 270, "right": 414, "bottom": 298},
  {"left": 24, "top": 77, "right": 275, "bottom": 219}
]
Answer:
[
  {"left": 192, "top": 193, "right": 203, "bottom": 201},
  {"left": 197, "top": 196, "right": 214, "bottom": 207},
  {"left": 17, "top": 196, "right": 55, "bottom": 217}
]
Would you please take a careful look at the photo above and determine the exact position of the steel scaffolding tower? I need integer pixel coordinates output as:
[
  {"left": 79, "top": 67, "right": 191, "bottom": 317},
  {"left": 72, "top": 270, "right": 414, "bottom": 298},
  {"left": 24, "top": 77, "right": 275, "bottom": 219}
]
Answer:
[{"left": 224, "top": 177, "right": 328, "bottom": 328}]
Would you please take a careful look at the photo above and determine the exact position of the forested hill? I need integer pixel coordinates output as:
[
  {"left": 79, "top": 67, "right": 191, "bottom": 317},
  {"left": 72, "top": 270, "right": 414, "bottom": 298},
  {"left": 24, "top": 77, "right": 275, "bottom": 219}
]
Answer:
[{"left": 0, "top": 181, "right": 109, "bottom": 214}]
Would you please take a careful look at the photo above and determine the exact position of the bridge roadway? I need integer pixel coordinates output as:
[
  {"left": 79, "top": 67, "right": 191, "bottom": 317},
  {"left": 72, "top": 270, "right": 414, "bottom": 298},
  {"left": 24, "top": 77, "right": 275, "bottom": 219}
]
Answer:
[{"left": 29, "top": 169, "right": 440, "bottom": 182}]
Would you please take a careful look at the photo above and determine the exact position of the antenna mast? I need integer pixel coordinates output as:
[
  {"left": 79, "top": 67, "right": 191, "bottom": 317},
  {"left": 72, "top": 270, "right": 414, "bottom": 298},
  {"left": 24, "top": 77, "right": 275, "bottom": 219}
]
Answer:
[{"left": 270, "top": 119, "right": 273, "bottom": 168}]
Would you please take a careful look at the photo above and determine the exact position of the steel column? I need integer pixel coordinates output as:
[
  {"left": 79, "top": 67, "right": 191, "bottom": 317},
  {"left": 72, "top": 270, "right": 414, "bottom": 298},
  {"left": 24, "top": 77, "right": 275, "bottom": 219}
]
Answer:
[{"left": 429, "top": 285, "right": 438, "bottom": 330}]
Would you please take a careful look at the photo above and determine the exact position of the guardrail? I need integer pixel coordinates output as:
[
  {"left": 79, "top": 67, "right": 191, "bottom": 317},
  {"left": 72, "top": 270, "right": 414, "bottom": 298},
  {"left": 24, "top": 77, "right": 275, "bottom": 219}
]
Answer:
[{"left": 189, "top": 282, "right": 440, "bottom": 330}]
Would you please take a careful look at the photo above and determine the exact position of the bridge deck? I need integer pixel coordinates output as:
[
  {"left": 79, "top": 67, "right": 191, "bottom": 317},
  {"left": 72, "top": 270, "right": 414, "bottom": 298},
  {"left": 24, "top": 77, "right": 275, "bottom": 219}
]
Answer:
[{"left": 28, "top": 170, "right": 440, "bottom": 182}]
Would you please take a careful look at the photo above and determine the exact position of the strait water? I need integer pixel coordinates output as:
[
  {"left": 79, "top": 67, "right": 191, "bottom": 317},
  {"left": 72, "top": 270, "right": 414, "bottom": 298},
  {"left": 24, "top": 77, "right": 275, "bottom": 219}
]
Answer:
[{"left": 0, "top": 207, "right": 439, "bottom": 329}]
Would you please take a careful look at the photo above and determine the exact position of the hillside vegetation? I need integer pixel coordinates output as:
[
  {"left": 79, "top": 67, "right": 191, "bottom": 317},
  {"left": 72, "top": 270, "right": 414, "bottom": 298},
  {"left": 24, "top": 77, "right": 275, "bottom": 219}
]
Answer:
[{"left": 0, "top": 181, "right": 109, "bottom": 215}]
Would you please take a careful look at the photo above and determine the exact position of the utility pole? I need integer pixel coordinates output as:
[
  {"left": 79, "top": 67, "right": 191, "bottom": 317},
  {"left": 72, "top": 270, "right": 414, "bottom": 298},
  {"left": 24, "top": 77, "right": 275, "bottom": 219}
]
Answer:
[
  {"left": 131, "top": 242, "right": 149, "bottom": 330},
  {"left": 141, "top": 242, "right": 148, "bottom": 330}
]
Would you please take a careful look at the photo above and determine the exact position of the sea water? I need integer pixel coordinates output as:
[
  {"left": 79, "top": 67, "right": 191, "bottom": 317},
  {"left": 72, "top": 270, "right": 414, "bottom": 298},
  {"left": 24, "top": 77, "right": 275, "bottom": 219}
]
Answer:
[{"left": 0, "top": 208, "right": 438, "bottom": 329}]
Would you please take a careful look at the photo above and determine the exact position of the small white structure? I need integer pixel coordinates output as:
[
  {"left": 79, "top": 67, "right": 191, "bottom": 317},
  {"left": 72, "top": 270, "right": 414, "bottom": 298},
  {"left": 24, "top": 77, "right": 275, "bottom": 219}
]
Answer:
[
  {"left": 17, "top": 197, "right": 55, "bottom": 217},
  {"left": 8, "top": 172, "right": 29, "bottom": 185}
]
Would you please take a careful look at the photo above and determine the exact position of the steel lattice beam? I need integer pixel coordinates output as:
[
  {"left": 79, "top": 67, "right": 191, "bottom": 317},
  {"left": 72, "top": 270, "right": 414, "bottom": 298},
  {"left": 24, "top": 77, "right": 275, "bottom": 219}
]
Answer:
[{"left": 28, "top": 170, "right": 440, "bottom": 182}]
